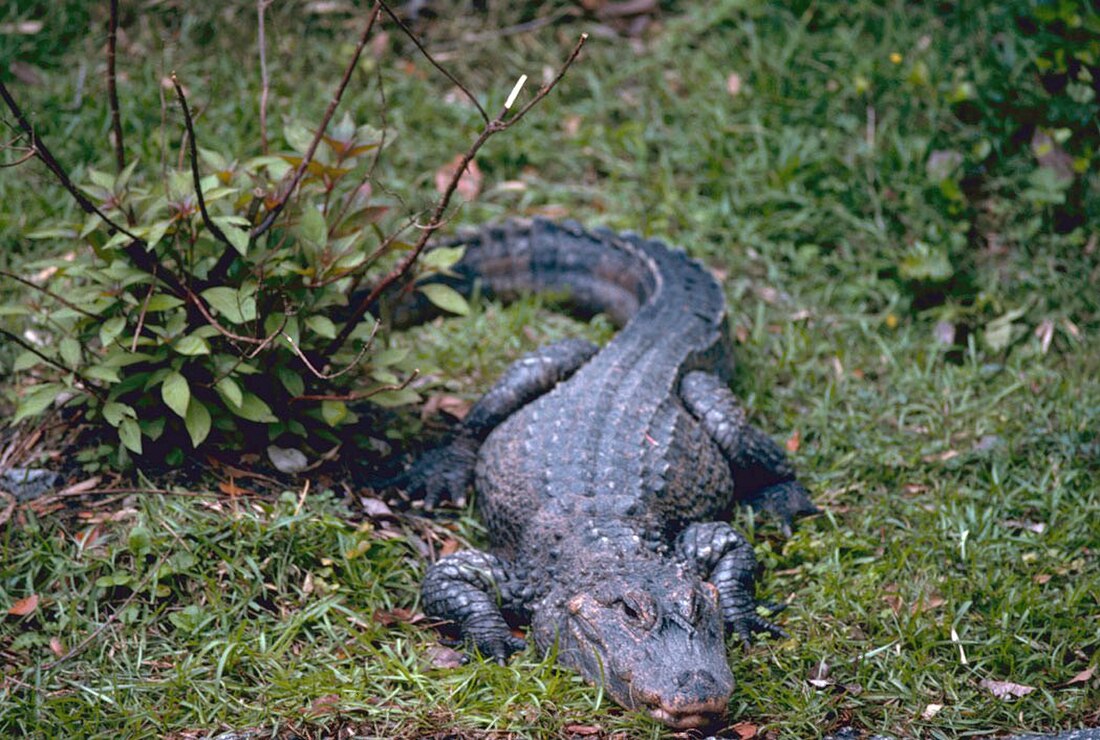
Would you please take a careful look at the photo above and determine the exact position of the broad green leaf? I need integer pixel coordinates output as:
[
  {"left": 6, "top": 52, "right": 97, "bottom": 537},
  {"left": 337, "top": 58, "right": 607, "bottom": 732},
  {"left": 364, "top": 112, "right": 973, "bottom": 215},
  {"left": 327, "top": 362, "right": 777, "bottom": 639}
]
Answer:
[
  {"left": 0, "top": 305, "right": 29, "bottom": 316},
  {"left": 421, "top": 246, "right": 466, "bottom": 271},
  {"left": 215, "top": 377, "right": 243, "bottom": 408},
  {"left": 88, "top": 168, "right": 115, "bottom": 191},
  {"left": 102, "top": 401, "right": 136, "bottom": 427},
  {"left": 200, "top": 286, "right": 256, "bottom": 324},
  {"left": 276, "top": 366, "right": 305, "bottom": 397},
  {"left": 145, "top": 219, "right": 172, "bottom": 249},
  {"left": 419, "top": 283, "right": 469, "bottom": 316},
  {"left": 231, "top": 392, "right": 277, "bottom": 423},
  {"left": 99, "top": 316, "right": 127, "bottom": 347},
  {"left": 305, "top": 315, "right": 337, "bottom": 339},
  {"left": 128, "top": 523, "right": 152, "bottom": 555},
  {"left": 184, "top": 399, "right": 211, "bottom": 447},
  {"left": 321, "top": 399, "right": 348, "bottom": 427},
  {"left": 284, "top": 121, "right": 314, "bottom": 154},
  {"left": 174, "top": 334, "right": 211, "bottom": 356},
  {"left": 13, "top": 383, "right": 64, "bottom": 423},
  {"left": 161, "top": 371, "right": 191, "bottom": 419},
  {"left": 26, "top": 226, "right": 79, "bottom": 240},
  {"left": 118, "top": 417, "right": 143, "bottom": 454},
  {"left": 12, "top": 351, "right": 41, "bottom": 372},
  {"left": 212, "top": 217, "right": 250, "bottom": 255},
  {"left": 59, "top": 338, "right": 82, "bottom": 368},
  {"left": 84, "top": 365, "right": 121, "bottom": 383},
  {"left": 297, "top": 207, "right": 327, "bottom": 255},
  {"left": 145, "top": 294, "right": 185, "bottom": 312}
]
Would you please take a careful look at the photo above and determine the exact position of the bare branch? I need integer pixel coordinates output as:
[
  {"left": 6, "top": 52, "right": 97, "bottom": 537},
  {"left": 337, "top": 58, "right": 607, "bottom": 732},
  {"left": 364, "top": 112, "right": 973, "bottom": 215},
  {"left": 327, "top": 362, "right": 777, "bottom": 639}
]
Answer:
[
  {"left": 325, "top": 33, "right": 589, "bottom": 356},
  {"left": 0, "top": 79, "right": 189, "bottom": 298},
  {"left": 0, "top": 269, "right": 99, "bottom": 319},
  {"left": 282, "top": 319, "right": 379, "bottom": 380},
  {"left": 107, "top": 0, "right": 126, "bottom": 173},
  {"left": 251, "top": 3, "right": 382, "bottom": 240},
  {"left": 170, "top": 73, "right": 235, "bottom": 252},
  {"left": 376, "top": 0, "right": 490, "bottom": 125},
  {"left": 290, "top": 368, "right": 419, "bottom": 403}
]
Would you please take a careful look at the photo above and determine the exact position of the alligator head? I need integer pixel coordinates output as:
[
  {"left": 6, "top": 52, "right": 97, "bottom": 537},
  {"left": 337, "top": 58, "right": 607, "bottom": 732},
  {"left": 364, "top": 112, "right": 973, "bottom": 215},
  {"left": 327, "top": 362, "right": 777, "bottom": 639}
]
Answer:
[{"left": 533, "top": 562, "right": 734, "bottom": 730}]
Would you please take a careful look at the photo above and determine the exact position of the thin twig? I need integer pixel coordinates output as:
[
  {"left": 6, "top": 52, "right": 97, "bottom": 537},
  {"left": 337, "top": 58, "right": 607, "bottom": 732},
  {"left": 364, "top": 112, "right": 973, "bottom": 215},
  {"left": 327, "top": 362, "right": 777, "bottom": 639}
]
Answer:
[
  {"left": 0, "top": 80, "right": 189, "bottom": 298},
  {"left": 107, "top": 0, "right": 126, "bottom": 173},
  {"left": 290, "top": 369, "right": 419, "bottom": 403},
  {"left": 185, "top": 291, "right": 267, "bottom": 346},
  {"left": 0, "top": 269, "right": 99, "bottom": 319},
  {"left": 130, "top": 268, "right": 156, "bottom": 352},
  {"left": 282, "top": 319, "right": 379, "bottom": 380},
  {"left": 376, "top": 0, "right": 490, "bottom": 124},
  {"left": 171, "top": 74, "right": 234, "bottom": 253},
  {"left": 251, "top": 3, "right": 382, "bottom": 240},
  {"left": 326, "top": 33, "right": 589, "bottom": 356},
  {"left": 0, "top": 328, "right": 80, "bottom": 379},
  {"left": 257, "top": 0, "right": 271, "bottom": 155}
]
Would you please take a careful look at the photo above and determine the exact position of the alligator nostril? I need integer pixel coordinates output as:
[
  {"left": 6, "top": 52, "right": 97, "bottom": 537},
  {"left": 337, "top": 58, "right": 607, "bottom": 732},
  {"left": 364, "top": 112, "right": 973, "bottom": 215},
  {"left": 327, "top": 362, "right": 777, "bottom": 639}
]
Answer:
[{"left": 675, "top": 669, "right": 717, "bottom": 692}]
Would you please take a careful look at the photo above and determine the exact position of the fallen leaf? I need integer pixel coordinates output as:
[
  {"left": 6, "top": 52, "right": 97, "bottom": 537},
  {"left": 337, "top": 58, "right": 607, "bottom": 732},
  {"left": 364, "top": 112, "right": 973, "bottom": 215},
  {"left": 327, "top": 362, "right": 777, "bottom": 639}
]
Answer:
[
  {"left": 785, "top": 429, "right": 801, "bottom": 453},
  {"left": 562, "top": 115, "right": 583, "bottom": 137},
  {"left": 421, "top": 394, "right": 472, "bottom": 421},
  {"left": 1031, "top": 129, "right": 1075, "bottom": 183},
  {"left": 217, "top": 479, "right": 252, "bottom": 497},
  {"left": 49, "top": 637, "right": 65, "bottom": 657},
  {"left": 980, "top": 678, "right": 1035, "bottom": 700},
  {"left": 8, "top": 594, "right": 39, "bottom": 616},
  {"left": 1033, "top": 573, "right": 1052, "bottom": 584},
  {"left": 726, "top": 72, "right": 743, "bottom": 96},
  {"left": 435, "top": 154, "right": 482, "bottom": 201},
  {"left": 302, "top": 572, "right": 314, "bottom": 596},
  {"left": 303, "top": 693, "right": 340, "bottom": 717},
  {"left": 731, "top": 722, "right": 758, "bottom": 739},
  {"left": 921, "top": 703, "right": 944, "bottom": 720},
  {"left": 565, "top": 725, "right": 601, "bottom": 737},
  {"left": 373, "top": 607, "right": 426, "bottom": 626},
  {"left": 425, "top": 644, "right": 466, "bottom": 669},
  {"left": 267, "top": 445, "right": 309, "bottom": 474},
  {"left": 58, "top": 476, "right": 102, "bottom": 496},
  {"left": 1063, "top": 666, "right": 1095, "bottom": 686},
  {"left": 360, "top": 497, "right": 394, "bottom": 518},
  {"left": 440, "top": 538, "right": 462, "bottom": 557},
  {"left": 934, "top": 320, "right": 956, "bottom": 346}
]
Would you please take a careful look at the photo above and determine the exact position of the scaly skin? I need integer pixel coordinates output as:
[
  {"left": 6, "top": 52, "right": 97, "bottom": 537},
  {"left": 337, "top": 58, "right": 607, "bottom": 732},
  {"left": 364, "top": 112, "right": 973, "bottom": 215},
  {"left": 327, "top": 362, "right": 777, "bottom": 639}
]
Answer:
[{"left": 403, "top": 220, "right": 816, "bottom": 729}]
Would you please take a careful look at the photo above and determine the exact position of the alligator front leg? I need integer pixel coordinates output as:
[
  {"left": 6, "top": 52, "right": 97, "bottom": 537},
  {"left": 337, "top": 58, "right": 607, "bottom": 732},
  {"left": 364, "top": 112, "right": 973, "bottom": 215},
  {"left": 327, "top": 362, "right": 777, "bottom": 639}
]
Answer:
[
  {"left": 676, "top": 521, "right": 786, "bottom": 644},
  {"left": 402, "top": 338, "right": 598, "bottom": 508},
  {"left": 421, "top": 549, "right": 527, "bottom": 663},
  {"left": 679, "top": 370, "right": 817, "bottom": 531}
]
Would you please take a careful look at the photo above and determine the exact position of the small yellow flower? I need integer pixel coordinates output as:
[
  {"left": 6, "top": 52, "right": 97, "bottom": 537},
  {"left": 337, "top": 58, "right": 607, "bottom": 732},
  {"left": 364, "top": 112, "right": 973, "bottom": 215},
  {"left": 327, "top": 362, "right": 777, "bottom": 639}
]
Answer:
[
  {"left": 885, "top": 313, "right": 899, "bottom": 329},
  {"left": 889, "top": 52, "right": 903, "bottom": 64}
]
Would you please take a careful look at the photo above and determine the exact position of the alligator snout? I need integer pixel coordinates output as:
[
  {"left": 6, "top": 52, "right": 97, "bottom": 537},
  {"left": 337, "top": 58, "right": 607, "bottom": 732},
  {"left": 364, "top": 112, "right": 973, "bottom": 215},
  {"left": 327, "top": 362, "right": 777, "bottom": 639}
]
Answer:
[{"left": 641, "top": 669, "right": 733, "bottom": 729}]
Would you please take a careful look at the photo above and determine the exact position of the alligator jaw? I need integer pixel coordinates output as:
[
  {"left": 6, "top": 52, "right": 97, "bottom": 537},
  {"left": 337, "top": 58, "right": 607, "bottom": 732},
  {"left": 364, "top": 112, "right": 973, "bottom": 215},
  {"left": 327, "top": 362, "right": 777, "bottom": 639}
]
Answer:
[{"left": 647, "top": 696, "right": 728, "bottom": 730}]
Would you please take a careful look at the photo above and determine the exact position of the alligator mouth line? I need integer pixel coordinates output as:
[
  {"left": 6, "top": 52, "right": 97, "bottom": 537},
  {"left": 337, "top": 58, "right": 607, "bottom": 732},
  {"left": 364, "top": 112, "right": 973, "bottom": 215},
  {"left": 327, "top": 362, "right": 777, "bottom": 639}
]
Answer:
[{"left": 647, "top": 702, "right": 726, "bottom": 730}]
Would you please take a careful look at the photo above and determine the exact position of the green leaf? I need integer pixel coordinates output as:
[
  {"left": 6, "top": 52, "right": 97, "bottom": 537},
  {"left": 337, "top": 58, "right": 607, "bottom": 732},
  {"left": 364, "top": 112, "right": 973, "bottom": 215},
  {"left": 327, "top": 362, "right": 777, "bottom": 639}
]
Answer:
[
  {"left": 200, "top": 286, "right": 256, "bottom": 324},
  {"left": 128, "top": 524, "right": 152, "bottom": 555},
  {"left": 305, "top": 315, "right": 337, "bottom": 339},
  {"left": 59, "top": 338, "right": 82, "bottom": 368},
  {"left": 0, "top": 305, "right": 29, "bottom": 316},
  {"left": 118, "top": 418, "right": 143, "bottom": 454},
  {"left": 212, "top": 217, "right": 250, "bottom": 255},
  {"left": 12, "top": 351, "right": 41, "bottom": 372},
  {"left": 184, "top": 399, "right": 212, "bottom": 447},
  {"left": 419, "top": 283, "right": 470, "bottom": 316},
  {"left": 421, "top": 246, "right": 466, "bottom": 271},
  {"left": 174, "top": 334, "right": 211, "bottom": 356},
  {"left": 215, "top": 377, "right": 243, "bottom": 408},
  {"left": 99, "top": 316, "right": 127, "bottom": 347},
  {"left": 13, "top": 383, "right": 64, "bottom": 423},
  {"left": 146, "top": 294, "right": 185, "bottom": 312},
  {"left": 276, "top": 366, "right": 305, "bottom": 397},
  {"left": 161, "top": 371, "right": 191, "bottom": 419},
  {"left": 231, "top": 392, "right": 277, "bottom": 423},
  {"left": 297, "top": 207, "right": 328, "bottom": 255},
  {"left": 84, "top": 365, "right": 121, "bottom": 383},
  {"left": 321, "top": 399, "right": 348, "bottom": 427},
  {"left": 102, "top": 401, "right": 136, "bottom": 427}
]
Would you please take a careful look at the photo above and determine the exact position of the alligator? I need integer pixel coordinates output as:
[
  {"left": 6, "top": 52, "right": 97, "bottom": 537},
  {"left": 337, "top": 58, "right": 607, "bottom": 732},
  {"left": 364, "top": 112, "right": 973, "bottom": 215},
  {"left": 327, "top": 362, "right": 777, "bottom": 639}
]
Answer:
[{"left": 399, "top": 219, "right": 817, "bottom": 730}]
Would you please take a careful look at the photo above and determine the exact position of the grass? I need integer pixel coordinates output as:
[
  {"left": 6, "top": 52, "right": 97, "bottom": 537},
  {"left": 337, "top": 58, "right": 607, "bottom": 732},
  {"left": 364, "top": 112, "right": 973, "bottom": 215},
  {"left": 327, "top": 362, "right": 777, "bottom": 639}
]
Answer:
[{"left": 1, "top": 1, "right": 1098, "bottom": 737}]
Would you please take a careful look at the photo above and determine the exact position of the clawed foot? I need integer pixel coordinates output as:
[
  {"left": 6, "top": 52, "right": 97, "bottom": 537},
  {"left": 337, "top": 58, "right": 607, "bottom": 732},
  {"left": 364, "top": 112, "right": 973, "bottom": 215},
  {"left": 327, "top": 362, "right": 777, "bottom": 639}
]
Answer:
[
  {"left": 751, "top": 480, "right": 819, "bottom": 536},
  {"left": 729, "top": 607, "right": 788, "bottom": 646},
  {"left": 398, "top": 435, "right": 478, "bottom": 509}
]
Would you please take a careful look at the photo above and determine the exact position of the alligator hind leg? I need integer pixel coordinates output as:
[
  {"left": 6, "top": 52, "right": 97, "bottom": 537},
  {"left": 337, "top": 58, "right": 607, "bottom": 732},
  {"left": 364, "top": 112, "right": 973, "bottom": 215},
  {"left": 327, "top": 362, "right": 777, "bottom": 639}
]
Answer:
[
  {"left": 676, "top": 521, "right": 786, "bottom": 644},
  {"left": 400, "top": 338, "right": 599, "bottom": 508},
  {"left": 679, "top": 371, "right": 817, "bottom": 532},
  {"left": 421, "top": 549, "right": 527, "bottom": 663}
]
